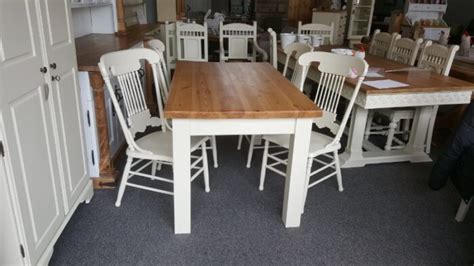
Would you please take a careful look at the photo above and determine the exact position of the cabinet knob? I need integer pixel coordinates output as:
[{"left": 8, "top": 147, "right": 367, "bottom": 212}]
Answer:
[
  {"left": 51, "top": 75, "right": 61, "bottom": 82},
  {"left": 50, "top": 63, "right": 57, "bottom": 69},
  {"left": 40, "top": 67, "right": 48, "bottom": 74}
]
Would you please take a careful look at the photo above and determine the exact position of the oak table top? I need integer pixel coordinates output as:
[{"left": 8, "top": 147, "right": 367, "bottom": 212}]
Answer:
[
  {"left": 164, "top": 61, "right": 322, "bottom": 119},
  {"left": 278, "top": 45, "right": 474, "bottom": 95}
]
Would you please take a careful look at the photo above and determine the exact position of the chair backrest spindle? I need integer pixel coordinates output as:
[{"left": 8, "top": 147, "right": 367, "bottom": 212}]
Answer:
[
  {"left": 296, "top": 52, "right": 368, "bottom": 145},
  {"left": 98, "top": 48, "right": 167, "bottom": 154}
]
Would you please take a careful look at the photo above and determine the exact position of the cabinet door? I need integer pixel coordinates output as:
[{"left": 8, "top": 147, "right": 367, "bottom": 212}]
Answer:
[
  {"left": 38, "top": 0, "right": 89, "bottom": 212},
  {"left": 0, "top": 1, "right": 65, "bottom": 263}
]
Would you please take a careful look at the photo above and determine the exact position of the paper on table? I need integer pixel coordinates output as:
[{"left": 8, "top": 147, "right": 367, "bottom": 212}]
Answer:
[{"left": 363, "top": 79, "right": 410, "bottom": 89}]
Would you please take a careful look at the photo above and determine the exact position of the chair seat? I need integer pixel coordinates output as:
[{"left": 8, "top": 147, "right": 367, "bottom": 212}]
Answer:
[
  {"left": 128, "top": 131, "right": 209, "bottom": 161},
  {"left": 263, "top": 131, "right": 340, "bottom": 157}
]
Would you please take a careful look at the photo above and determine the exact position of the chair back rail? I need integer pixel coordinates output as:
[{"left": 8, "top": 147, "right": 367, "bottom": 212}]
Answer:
[
  {"left": 388, "top": 37, "right": 423, "bottom": 66},
  {"left": 418, "top": 41, "right": 459, "bottom": 76},
  {"left": 297, "top": 51, "right": 368, "bottom": 146},
  {"left": 283, "top": 42, "right": 314, "bottom": 83},
  {"left": 369, "top": 29, "right": 400, "bottom": 58},
  {"left": 268, "top": 28, "right": 278, "bottom": 69},
  {"left": 176, "top": 22, "right": 208, "bottom": 62},
  {"left": 99, "top": 48, "right": 167, "bottom": 154},
  {"left": 297, "top": 21, "right": 335, "bottom": 45},
  {"left": 219, "top": 21, "right": 258, "bottom": 62}
]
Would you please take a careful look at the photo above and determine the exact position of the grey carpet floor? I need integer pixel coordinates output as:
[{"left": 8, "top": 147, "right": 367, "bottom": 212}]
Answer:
[{"left": 50, "top": 136, "right": 473, "bottom": 265}]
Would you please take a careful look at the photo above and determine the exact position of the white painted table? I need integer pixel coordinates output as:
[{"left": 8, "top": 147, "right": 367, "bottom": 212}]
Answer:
[
  {"left": 164, "top": 61, "right": 322, "bottom": 234},
  {"left": 278, "top": 46, "right": 474, "bottom": 168}
]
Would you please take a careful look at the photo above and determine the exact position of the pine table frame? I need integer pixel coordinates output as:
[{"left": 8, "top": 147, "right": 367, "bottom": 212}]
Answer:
[{"left": 165, "top": 62, "right": 321, "bottom": 234}]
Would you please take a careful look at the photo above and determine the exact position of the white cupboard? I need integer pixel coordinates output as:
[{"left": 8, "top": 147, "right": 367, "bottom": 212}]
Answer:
[{"left": 0, "top": 0, "right": 93, "bottom": 264}]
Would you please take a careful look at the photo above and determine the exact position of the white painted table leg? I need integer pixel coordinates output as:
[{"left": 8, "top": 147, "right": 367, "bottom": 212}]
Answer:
[
  {"left": 283, "top": 118, "right": 312, "bottom": 227},
  {"left": 405, "top": 106, "right": 432, "bottom": 163},
  {"left": 340, "top": 106, "right": 369, "bottom": 168},
  {"left": 172, "top": 119, "right": 192, "bottom": 234}
]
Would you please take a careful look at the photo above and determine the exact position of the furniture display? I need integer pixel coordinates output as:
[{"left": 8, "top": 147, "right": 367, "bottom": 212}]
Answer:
[
  {"left": 164, "top": 61, "right": 322, "bottom": 234},
  {"left": 98, "top": 48, "right": 210, "bottom": 206},
  {"left": 312, "top": 10, "right": 347, "bottom": 45},
  {"left": 1, "top": 0, "right": 93, "bottom": 264},
  {"left": 368, "top": 30, "right": 400, "bottom": 58},
  {"left": 298, "top": 21, "right": 335, "bottom": 45},
  {"left": 75, "top": 24, "right": 159, "bottom": 188},
  {"left": 364, "top": 37, "right": 424, "bottom": 151},
  {"left": 347, "top": 0, "right": 375, "bottom": 46},
  {"left": 219, "top": 21, "right": 267, "bottom": 62},
  {"left": 260, "top": 52, "right": 368, "bottom": 214},
  {"left": 277, "top": 45, "right": 474, "bottom": 168},
  {"left": 176, "top": 22, "right": 209, "bottom": 62},
  {"left": 400, "top": 0, "right": 450, "bottom": 41}
]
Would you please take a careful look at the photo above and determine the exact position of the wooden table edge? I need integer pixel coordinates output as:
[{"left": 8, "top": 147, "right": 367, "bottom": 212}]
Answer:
[{"left": 164, "top": 110, "right": 323, "bottom": 119}]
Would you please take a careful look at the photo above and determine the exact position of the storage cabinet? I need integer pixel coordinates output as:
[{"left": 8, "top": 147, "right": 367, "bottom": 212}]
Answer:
[
  {"left": 347, "top": 0, "right": 375, "bottom": 46},
  {"left": 312, "top": 10, "right": 347, "bottom": 45},
  {"left": 0, "top": 0, "right": 93, "bottom": 264}
]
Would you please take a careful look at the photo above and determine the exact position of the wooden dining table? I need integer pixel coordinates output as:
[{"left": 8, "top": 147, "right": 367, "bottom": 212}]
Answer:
[
  {"left": 164, "top": 61, "right": 321, "bottom": 234},
  {"left": 277, "top": 45, "right": 474, "bottom": 168}
]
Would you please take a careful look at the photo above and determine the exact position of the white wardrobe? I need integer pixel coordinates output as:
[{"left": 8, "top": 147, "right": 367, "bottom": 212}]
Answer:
[{"left": 0, "top": 0, "right": 93, "bottom": 264}]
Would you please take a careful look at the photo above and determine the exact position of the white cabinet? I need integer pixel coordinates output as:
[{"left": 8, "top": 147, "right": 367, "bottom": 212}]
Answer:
[
  {"left": 347, "top": 0, "right": 375, "bottom": 46},
  {"left": 0, "top": 0, "right": 93, "bottom": 264},
  {"left": 312, "top": 10, "right": 347, "bottom": 45}
]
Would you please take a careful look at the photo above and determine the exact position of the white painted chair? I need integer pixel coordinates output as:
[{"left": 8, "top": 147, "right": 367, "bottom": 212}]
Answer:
[
  {"left": 176, "top": 22, "right": 208, "bottom": 62},
  {"left": 259, "top": 52, "right": 368, "bottom": 214},
  {"left": 219, "top": 21, "right": 268, "bottom": 62},
  {"left": 147, "top": 39, "right": 219, "bottom": 168},
  {"left": 237, "top": 42, "right": 313, "bottom": 168},
  {"left": 365, "top": 41, "right": 459, "bottom": 153},
  {"left": 267, "top": 28, "right": 278, "bottom": 69},
  {"left": 364, "top": 38, "right": 423, "bottom": 150},
  {"left": 297, "top": 21, "right": 335, "bottom": 45},
  {"left": 368, "top": 29, "right": 400, "bottom": 58},
  {"left": 282, "top": 42, "right": 314, "bottom": 78},
  {"left": 148, "top": 39, "right": 171, "bottom": 102},
  {"left": 163, "top": 21, "right": 178, "bottom": 75},
  {"left": 98, "top": 48, "right": 211, "bottom": 207}
]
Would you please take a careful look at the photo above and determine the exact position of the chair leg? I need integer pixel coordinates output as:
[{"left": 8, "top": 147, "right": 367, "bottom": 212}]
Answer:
[
  {"left": 211, "top": 136, "right": 218, "bottom": 168},
  {"left": 402, "top": 119, "right": 411, "bottom": 141},
  {"left": 334, "top": 151, "right": 343, "bottom": 192},
  {"left": 246, "top": 135, "right": 256, "bottom": 168},
  {"left": 301, "top": 157, "right": 313, "bottom": 214},
  {"left": 384, "top": 119, "right": 398, "bottom": 151},
  {"left": 259, "top": 140, "right": 270, "bottom": 191},
  {"left": 237, "top": 135, "right": 243, "bottom": 150},
  {"left": 365, "top": 111, "right": 374, "bottom": 140},
  {"left": 201, "top": 143, "right": 210, "bottom": 193},
  {"left": 455, "top": 198, "right": 471, "bottom": 222},
  {"left": 151, "top": 161, "right": 157, "bottom": 178},
  {"left": 115, "top": 157, "right": 133, "bottom": 207}
]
